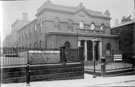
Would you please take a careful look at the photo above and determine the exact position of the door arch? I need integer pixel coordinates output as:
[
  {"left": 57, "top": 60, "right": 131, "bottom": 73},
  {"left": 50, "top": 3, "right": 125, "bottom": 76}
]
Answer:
[{"left": 106, "top": 43, "right": 111, "bottom": 56}]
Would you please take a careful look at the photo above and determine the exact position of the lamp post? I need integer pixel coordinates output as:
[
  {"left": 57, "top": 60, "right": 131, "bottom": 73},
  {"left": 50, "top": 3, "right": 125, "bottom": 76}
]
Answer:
[{"left": 92, "top": 38, "right": 98, "bottom": 78}]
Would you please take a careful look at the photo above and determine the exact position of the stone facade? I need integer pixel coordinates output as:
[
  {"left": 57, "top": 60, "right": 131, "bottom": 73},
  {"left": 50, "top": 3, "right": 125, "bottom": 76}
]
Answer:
[{"left": 3, "top": 0, "right": 119, "bottom": 62}]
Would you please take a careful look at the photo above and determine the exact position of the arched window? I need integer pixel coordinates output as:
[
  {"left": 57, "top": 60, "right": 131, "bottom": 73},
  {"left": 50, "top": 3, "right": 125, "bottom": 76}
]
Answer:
[
  {"left": 39, "top": 41, "right": 42, "bottom": 48},
  {"left": 64, "top": 41, "right": 71, "bottom": 50},
  {"left": 106, "top": 43, "right": 111, "bottom": 56},
  {"left": 100, "top": 23, "right": 105, "bottom": 30},
  {"left": 68, "top": 19, "right": 73, "bottom": 31},
  {"left": 106, "top": 43, "right": 111, "bottom": 50},
  {"left": 54, "top": 17, "right": 60, "bottom": 30},
  {"left": 79, "top": 20, "right": 84, "bottom": 29},
  {"left": 34, "top": 23, "right": 37, "bottom": 35},
  {"left": 90, "top": 23, "right": 95, "bottom": 30},
  {"left": 29, "top": 28, "right": 31, "bottom": 38}
]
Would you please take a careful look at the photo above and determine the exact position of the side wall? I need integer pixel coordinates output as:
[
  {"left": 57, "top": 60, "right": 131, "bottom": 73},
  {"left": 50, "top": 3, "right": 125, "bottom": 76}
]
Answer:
[
  {"left": 46, "top": 34, "right": 78, "bottom": 49},
  {"left": 102, "top": 37, "right": 119, "bottom": 62}
]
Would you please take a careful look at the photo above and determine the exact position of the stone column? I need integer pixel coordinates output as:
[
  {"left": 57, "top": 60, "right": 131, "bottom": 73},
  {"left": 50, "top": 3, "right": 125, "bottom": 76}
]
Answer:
[
  {"left": 84, "top": 40, "right": 87, "bottom": 61},
  {"left": 78, "top": 40, "right": 81, "bottom": 47},
  {"left": 92, "top": 39, "right": 97, "bottom": 78},
  {"left": 99, "top": 40, "right": 102, "bottom": 59},
  {"left": 92, "top": 40, "right": 96, "bottom": 61}
]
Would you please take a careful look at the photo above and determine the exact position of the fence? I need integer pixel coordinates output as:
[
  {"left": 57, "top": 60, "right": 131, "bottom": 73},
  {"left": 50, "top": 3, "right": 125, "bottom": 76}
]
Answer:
[
  {"left": 1, "top": 47, "right": 84, "bottom": 83},
  {"left": 1, "top": 47, "right": 84, "bottom": 66}
]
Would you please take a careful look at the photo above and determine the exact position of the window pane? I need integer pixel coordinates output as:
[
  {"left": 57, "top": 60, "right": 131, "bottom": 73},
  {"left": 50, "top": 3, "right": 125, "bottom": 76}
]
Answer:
[
  {"left": 79, "top": 21, "right": 84, "bottom": 29},
  {"left": 91, "top": 23, "right": 95, "bottom": 30}
]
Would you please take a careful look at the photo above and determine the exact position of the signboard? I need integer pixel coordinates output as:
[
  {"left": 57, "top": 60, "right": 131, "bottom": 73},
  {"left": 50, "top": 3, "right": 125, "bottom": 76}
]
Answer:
[{"left": 28, "top": 50, "right": 60, "bottom": 64}]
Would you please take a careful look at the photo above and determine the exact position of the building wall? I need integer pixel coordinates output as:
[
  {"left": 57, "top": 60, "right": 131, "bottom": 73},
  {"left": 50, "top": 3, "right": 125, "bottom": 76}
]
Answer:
[
  {"left": 102, "top": 37, "right": 119, "bottom": 61},
  {"left": 46, "top": 34, "right": 78, "bottom": 49},
  {"left": 111, "top": 21, "right": 135, "bottom": 62},
  {"left": 134, "top": 23, "right": 135, "bottom": 56},
  {"left": 4, "top": 1, "right": 112, "bottom": 50},
  {"left": 38, "top": 10, "right": 111, "bottom": 35}
]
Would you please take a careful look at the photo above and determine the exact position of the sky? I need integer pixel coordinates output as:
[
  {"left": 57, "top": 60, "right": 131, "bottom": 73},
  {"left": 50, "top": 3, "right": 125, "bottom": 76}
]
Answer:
[{"left": 0, "top": 0, "right": 134, "bottom": 40}]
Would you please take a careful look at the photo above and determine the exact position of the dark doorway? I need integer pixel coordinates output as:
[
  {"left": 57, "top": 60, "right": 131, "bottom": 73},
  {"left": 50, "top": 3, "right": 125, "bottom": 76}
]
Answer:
[
  {"left": 80, "top": 40, "right": 85, "bottom": 53},
  {"left": 87, "top": 40, "right": 93, "bottom": 61},
  {"left": 95, "top": 41, "right": 99, "bottom": 61}
]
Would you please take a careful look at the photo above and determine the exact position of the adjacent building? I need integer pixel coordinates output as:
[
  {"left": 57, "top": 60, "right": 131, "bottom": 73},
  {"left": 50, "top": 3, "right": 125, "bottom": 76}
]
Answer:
[
  {"left": 3, "top": 0, "right": 119, "bottom": 63},
  {"left": 111, "top": 19, "right": 135, "bottom": 63}
]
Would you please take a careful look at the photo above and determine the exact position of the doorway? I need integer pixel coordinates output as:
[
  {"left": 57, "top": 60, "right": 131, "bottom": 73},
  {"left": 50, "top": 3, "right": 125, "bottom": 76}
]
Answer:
[
  {"left": 95, "top": 41, "right": 99, "bottom": 61},
  {"left": 87, "top": 40, "right": 93, "bottom": 61}
]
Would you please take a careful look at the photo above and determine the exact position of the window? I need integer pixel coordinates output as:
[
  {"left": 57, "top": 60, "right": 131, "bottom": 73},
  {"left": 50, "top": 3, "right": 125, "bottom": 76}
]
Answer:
[
  {"left": 79, "top": 20, "right": 84, "bottom": 29},
  {"left": 54, "top": 18, "right": 60, "bottom": 30},
  {"left": 39, "top": 41, "right": 42, "bottom": 48},
  {"left": 106, "top": 43, "right": 111, "bottom": 56},
  {"left": 100, "top": 24, "right": 105, "bottom": 30},
  {"left": 64, "top": 41, "right": 71, "bottom": 50},
  {"left": 25, "top": 29, "right": 27, "bottom": 40},
  {"left": 90, "top": 23, "right": 95, "bottom": 30},
  {"left": 29, "top": 28, "right": 31, "bottom": 38},
  {"left": 39, "top": 20, "right": 42, "bottom": 33},
  {"left": 34, "top": 24, "right": 37, "bottom": 35},
  {"left": 68, "top": 19, "right": 73, "bottom": 31}
]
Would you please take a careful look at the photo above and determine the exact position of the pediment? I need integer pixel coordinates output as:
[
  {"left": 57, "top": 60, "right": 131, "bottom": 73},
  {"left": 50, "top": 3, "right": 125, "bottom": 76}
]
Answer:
[{"left": 73, "top": 8, "right": 91, "bottom": 18}]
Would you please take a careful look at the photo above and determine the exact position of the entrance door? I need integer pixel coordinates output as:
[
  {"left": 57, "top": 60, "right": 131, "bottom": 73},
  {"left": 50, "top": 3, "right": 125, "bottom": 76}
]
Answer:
[
  {"left": 80, "top": 40, "right": 85, "bottom": 52},
  {"left": 87, "top": 40, "right": 93, "bottom": 61},
  {"left": 95, "top": 41, "right": 99, "bottom": 61}
]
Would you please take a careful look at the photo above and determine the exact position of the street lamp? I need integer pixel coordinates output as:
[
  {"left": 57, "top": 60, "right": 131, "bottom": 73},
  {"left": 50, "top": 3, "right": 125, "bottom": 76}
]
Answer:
[{"left": 92, "top": 38, "right": 98, "bottom": 78}]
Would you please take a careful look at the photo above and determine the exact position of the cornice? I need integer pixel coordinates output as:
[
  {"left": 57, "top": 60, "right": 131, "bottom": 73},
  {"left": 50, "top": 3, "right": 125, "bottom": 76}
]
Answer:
[{"left": 46, "top": 32, "right": 118, "bottom": 38}]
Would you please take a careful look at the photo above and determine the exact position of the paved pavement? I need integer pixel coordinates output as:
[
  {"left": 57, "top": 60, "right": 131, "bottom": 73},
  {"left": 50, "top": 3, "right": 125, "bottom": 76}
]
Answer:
[
  {"left": 99, "top": 80, "right": 135, "bottom": 86},
  {"left": 1, "top": 74, "right": 135, "bottom": 87},
  {"left": 85, "top": 62, "right": 132, "bottom": 70}
]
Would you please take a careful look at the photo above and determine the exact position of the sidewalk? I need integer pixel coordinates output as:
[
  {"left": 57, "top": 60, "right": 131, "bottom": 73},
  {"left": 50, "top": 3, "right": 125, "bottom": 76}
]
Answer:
[{"left": 1, "top": 74, "right": 135, "bottom": 87}]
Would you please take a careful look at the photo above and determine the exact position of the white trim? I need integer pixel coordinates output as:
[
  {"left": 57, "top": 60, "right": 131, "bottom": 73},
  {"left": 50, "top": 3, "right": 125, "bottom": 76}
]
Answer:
[{"left": 29, "top": 50, "right": 60, "bottom": 53}]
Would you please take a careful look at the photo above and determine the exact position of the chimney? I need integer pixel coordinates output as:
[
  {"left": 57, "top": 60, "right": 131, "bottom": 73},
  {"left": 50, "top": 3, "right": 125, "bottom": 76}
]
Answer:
[
  {"left": 104, "top": 10, "right": 110, "bottom": 17},
  {"left": 22, "top": 12, "right": 28, "bottom": 21},
  {"left": 78, "top": 2, "right": 85, "bottom": 9}
]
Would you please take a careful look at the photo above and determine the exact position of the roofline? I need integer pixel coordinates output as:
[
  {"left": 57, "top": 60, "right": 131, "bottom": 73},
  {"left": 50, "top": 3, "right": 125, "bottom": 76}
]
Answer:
[
  {"left": 18, "top": 19, "right": 37, "bottom": 32},
  {"left": 11, "top": 20, "right": 22, "bottom": 26},
  {"left": 36, "top": 7, "right": 111, "bottom": 20},
  {"left": 111, "top": 19, "right": 135, "bottom": 28}
]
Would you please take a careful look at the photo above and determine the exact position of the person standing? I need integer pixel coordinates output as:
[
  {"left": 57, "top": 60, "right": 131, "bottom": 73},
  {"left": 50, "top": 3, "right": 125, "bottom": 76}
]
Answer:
[{"left": 26, "top": 64, "right": 31, "bottom": 86}]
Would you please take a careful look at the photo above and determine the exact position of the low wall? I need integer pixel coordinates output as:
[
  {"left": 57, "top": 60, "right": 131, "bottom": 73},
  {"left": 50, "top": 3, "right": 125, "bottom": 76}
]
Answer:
[{"left": 1, "top": 62, "right": 84, "bottom": 83}]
